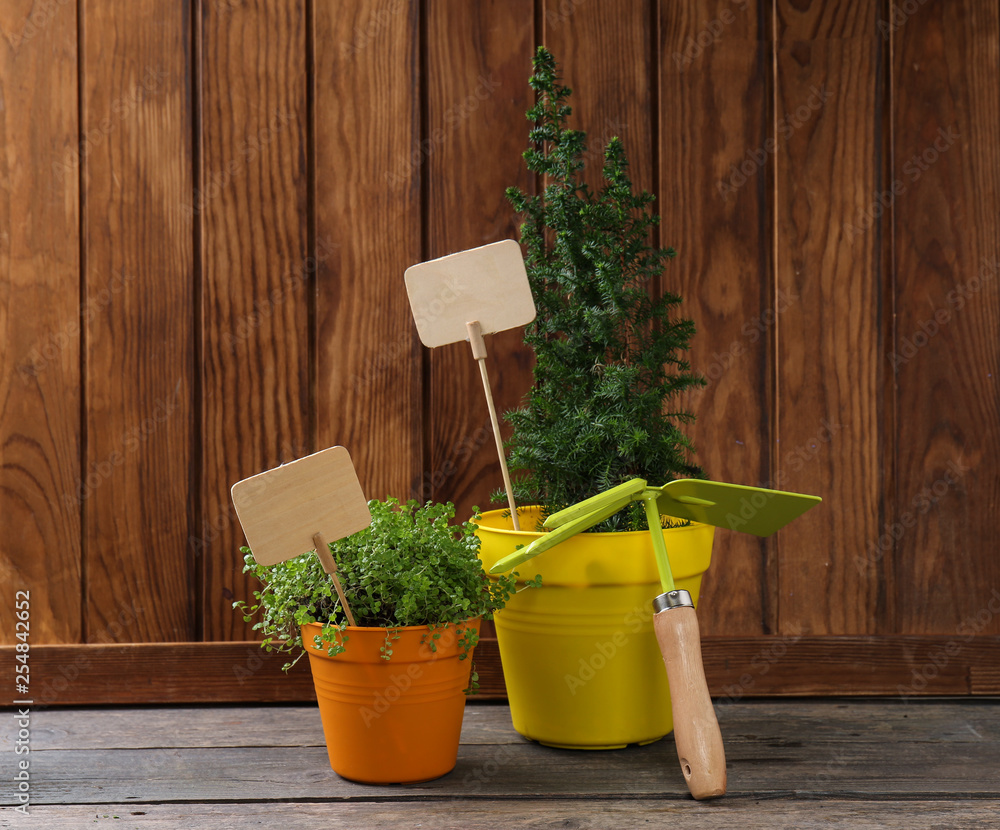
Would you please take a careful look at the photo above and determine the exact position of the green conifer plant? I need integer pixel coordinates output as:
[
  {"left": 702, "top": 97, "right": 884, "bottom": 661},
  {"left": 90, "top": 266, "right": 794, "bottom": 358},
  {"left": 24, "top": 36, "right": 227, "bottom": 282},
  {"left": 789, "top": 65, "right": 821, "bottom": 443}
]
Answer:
[{"left": 502, "top": 47, "right": 706, "bottom": 532}]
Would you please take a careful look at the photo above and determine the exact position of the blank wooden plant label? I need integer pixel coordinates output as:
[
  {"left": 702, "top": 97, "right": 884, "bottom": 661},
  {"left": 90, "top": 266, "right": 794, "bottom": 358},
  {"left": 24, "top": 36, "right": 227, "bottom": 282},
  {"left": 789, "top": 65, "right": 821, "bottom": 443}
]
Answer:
[
  {"left": 230, "top": 446, "right": 371, "bottom": 566},
  {"left": 404, "top": 239, "right": 535, "bottom": 348}
]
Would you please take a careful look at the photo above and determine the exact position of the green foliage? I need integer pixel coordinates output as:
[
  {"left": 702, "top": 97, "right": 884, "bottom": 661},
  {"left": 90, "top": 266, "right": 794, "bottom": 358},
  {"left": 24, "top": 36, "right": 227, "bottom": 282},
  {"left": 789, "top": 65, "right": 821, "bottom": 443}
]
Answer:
[
  {"left": 233, "top": 498, "right": 523, "bottom": 685},
  {"left": 502, "top": 46, "right": 706, "bottom": 531}
]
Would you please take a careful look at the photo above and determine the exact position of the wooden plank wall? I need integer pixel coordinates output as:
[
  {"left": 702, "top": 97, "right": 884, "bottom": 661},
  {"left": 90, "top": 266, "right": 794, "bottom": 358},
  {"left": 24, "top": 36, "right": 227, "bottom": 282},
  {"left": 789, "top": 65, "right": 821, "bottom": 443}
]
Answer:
[{"left": 2, "top": 0, "right": 998, "bottom": 705}]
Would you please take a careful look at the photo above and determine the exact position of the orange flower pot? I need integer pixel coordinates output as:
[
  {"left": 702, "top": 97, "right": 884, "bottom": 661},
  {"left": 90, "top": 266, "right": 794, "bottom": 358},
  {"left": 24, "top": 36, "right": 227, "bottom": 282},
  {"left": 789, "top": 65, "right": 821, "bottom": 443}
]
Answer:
[{"left": 302, "top": 618, "right": 480, "bottom": 784}]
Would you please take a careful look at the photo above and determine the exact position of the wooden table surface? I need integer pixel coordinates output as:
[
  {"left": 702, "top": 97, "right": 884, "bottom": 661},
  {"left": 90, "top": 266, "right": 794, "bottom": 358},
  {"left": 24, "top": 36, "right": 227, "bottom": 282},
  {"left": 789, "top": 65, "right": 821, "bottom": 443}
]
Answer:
[{"left": 3, "top": 698, "right": 999, "bottom": 828}]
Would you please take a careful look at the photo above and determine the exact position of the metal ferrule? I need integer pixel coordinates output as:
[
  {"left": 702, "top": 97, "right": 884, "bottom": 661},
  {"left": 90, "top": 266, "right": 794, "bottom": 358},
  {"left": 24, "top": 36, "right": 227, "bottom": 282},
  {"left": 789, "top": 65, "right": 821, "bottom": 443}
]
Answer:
[{"left": 652, "top": 589, "right": 694, "bottom": 614}]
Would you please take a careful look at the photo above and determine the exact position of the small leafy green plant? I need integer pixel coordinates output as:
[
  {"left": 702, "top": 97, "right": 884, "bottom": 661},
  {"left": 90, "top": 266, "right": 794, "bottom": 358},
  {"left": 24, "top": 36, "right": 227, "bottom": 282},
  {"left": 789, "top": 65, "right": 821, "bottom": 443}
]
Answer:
[
  {"left": 502, "top": 47, "right": 706, "bottom": 532},
  {"left": 234, "top": 498, "right": 525, "bottom": 685}
]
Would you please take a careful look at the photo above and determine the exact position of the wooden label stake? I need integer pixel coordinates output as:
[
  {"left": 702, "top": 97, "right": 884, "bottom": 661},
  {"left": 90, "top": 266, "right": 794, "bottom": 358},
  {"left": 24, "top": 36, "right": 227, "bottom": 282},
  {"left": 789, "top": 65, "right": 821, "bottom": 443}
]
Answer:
[
  {"left": 312, "top": 531, "right": 357, "bottom": 627},
  {"left": 467, "top": 320, "right": 520, "bottom": 531}
]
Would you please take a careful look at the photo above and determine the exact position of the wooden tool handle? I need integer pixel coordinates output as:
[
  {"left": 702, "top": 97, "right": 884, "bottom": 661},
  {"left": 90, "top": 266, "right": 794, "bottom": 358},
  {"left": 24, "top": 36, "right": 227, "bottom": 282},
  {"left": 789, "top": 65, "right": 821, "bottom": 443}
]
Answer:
[{"left": 654, "top": 597, "right": 726, "bottom": 800}]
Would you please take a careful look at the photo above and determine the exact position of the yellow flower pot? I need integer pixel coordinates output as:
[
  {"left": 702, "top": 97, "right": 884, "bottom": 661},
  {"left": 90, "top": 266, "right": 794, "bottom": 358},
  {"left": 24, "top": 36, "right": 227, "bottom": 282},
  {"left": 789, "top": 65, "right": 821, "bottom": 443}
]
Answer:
[{"left": 477, "top": 507, "right": 714, "bottom": 749}]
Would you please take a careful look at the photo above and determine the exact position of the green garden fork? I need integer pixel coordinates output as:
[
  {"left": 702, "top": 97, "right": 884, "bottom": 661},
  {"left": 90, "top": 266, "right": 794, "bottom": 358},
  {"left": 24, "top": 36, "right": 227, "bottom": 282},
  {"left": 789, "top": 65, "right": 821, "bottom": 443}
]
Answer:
[{"left": 489, "top": 478, "right": 821, "bottom": 800}]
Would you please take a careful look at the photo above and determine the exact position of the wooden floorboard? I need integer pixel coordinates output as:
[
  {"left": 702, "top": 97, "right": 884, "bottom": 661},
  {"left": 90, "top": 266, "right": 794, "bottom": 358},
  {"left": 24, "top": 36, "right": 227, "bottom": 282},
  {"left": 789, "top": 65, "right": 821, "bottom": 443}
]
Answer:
[
  {"left": 2, "top": 699, "right": 998, "bottom": 827},
  {"left": 7, "top": 800, "right": 1000, "bottom": 830}
]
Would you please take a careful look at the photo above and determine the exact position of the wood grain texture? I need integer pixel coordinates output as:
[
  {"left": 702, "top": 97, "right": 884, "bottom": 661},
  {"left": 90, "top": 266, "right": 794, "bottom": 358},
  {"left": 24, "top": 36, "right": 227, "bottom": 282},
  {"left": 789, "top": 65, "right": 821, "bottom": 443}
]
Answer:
[
  {"left": 9, "top": 700, "right": 1000, "bottom": 810},
  {"left": 0, "top": 2, "right": 81, "bottom": 643},
  {"left": 6, "top": 636, "right": 502, "bottom": 704},
  {"left": 6, "top": 635, "right": 999, "bottom": 705},
  {"left": 200, "top": 0, "right": 310, "bottom": 641},
  {"left": 22, "top": 732, "right": 1000, "bottom": 804},
  {"left": 891, "top": 0, "right": 1000, "bottom": 634},
  {"left": 704, "top": 634, "right": 1000, "bottom": 698},
  {"left": 1, "top": 0, "right": 999, "bottom": 707},
  {"left": 2, "top": 642, "right": 316, "bottom": 707},
  {"left": 543, "top": 0, "right": 655, "bottom": 193},
  {"left": 314, "top": 0, "right": 423, "bottom": 506},
  {"left": 659, "top": 1, "right": 772, "bottom": 636},
  {"left": 424, "top": 0, "right": 534, "bottom": 521},
  {"left": 12, "top": 698, "right": 1000, "bottom": 750},
  {"left": 12, "top": 705, "right": 327, "bottom": 750},
  {"left": 9, "top": 702, "right": 518, "bottom": 750},
  {"left": 81, "top": 0, "right": 193, "bottom": 642},
  {"left": 16, "top": 800, "right": 1000, "bottom": 830},
  {"left": 774, "top": 1, "right": 884, "bottom": 635}
]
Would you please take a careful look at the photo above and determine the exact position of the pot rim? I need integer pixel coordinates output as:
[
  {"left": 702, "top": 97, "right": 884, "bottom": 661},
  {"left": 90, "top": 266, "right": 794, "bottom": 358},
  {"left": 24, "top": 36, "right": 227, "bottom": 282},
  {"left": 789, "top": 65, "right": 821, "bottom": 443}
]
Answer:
[
  {"left": 474, "top": 505, "right": 712, "bottom": 537},
  {"left": 301, "top": 618, "right": 482, "bottom": 663},
  {"left": 475, "top": 506, "right": 714, "bottom": 585},
  {"left": 301, "top": 618, "right": 481, "bottom": 634}
]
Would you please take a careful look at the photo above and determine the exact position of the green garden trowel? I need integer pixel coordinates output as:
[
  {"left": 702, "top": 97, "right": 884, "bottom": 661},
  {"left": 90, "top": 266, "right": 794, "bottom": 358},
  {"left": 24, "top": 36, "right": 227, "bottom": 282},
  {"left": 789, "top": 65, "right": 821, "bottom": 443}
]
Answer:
[{"left": 488, "top": 478, "right": 821, "bottom": 800}]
